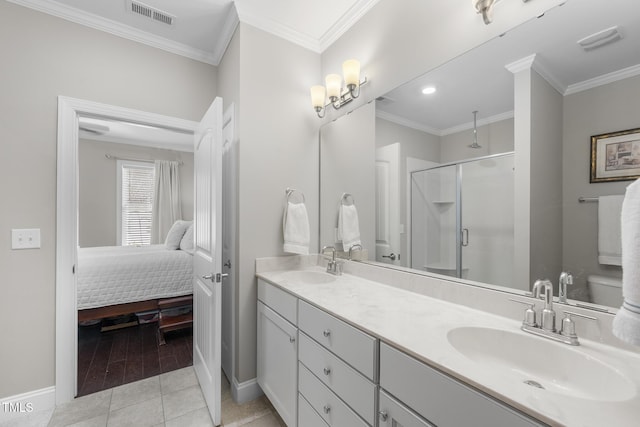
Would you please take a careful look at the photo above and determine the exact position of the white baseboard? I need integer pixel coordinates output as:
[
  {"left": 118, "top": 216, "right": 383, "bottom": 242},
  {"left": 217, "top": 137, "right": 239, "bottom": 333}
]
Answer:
[
  {"left": 0, "top": 386, "right": 56, "bottom": 423},
  {"left": 231, "top": 377, "right": 263, "bottom": 404}
]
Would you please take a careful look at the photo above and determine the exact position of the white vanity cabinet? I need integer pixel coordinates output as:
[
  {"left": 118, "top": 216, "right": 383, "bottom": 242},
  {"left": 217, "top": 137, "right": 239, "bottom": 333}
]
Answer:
[
  {"left": 378, "top": 389, "right": 435, "bottom": 427},
  {"left": 379, "top": 343, "right": 544, "bottom": 427},
  {"left": 257, "top": 279, "right": 298, "bottom": 426}
]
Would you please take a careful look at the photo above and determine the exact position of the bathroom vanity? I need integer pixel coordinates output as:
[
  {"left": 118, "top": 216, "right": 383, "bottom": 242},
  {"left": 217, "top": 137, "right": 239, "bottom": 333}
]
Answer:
[{"left": 256, "top": 256, "right": 640, "bottom": 427}]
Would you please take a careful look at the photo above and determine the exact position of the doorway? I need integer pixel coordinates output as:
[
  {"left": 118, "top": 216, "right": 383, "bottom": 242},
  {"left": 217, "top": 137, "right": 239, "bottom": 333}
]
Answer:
[{"left": 56, "top": 97, "right": 202, "bottom": 404}]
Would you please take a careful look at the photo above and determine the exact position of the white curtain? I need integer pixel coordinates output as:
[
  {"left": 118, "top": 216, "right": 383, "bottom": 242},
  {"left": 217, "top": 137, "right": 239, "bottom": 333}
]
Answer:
[{"left": 151, "top": 160, "right": 182, "bottom": 244}]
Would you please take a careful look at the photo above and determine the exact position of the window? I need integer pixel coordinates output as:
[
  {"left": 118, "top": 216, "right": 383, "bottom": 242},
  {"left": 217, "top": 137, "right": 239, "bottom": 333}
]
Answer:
[{"left": 117, "top": 160, "right": 155, "bottom": 246}]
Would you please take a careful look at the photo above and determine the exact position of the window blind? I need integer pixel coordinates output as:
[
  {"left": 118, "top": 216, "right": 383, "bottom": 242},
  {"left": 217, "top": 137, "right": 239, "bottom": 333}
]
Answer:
[{"left": 121, "top": 162, "right": 155, "bottom": 246}]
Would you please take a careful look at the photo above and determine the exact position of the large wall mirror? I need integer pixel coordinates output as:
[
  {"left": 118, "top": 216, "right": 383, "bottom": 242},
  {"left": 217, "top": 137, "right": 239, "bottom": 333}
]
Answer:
[{"left": 320, "top": 0, "right": 640, "bottom": 312}]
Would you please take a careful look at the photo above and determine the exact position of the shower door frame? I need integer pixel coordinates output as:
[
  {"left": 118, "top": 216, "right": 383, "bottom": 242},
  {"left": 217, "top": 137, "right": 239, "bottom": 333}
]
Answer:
[{"left": 410, "top": 151, "right": 514, "bottom": 280}]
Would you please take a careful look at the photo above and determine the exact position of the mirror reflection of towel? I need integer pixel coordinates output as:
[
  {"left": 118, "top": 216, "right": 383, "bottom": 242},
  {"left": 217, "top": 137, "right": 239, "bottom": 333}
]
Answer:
[
  {"left": 283, "top": 201, "right": 310, "bottom": 255},
  {"left": 613, "top": 179, "right": 640, "bottom": 346},
  {"left": 598, "top": 195, "right": 624, "bottom": 266},
  {"left": 338, "top": 204, "right": 361, "bottom": 251}
]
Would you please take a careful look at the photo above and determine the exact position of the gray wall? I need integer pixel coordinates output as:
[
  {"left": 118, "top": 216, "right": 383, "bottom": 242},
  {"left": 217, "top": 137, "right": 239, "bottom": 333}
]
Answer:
[
  {"left": 0, "top": 1, "right": 216, "bottom": 398},
  {"left": 440, "top": 118, "right": 514, "bottom": 163},
  {"left": 235, "top": 23, "right": 320, "bottom": 383},
  {"left": 561, "top": 75, "right": 640, "bottom": 298},
  {"left": 78, "top": 140, "right": 194, "bottom": 248}
]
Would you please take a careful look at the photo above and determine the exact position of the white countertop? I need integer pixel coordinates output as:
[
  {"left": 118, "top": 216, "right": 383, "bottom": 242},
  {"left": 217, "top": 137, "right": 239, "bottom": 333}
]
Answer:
[{"left": 257, "top": 266, "right": 640, "bottom": 427}]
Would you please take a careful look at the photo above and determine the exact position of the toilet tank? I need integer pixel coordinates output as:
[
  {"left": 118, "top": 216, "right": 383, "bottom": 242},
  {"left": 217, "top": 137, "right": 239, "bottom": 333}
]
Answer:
[{"left": 587, "top": 275, "right": 623, "bottom": 307}]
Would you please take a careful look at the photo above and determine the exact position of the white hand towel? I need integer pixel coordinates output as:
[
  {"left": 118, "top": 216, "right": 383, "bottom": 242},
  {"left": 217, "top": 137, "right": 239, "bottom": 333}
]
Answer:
[
  {"left": 283, "top": 201, "right": 310, "bottom": 255},
  {"left": 338, "top": 204, "right": 361, "bottom": 252},
  {"left": 613, "top": 179, "right": 640, "bottom": 346},
  {"left": 598, "top": 195, "right": 624, "bottom": 266}
]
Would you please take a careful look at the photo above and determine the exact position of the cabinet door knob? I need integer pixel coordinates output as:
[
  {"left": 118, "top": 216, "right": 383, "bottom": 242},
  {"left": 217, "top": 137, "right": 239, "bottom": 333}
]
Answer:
[
  {"left": 379, "top": 411, "right": 388, "bottom": 422},
  {"left": 323, "top": 367, "right": 331, "bottom": 376},
  {"left": 323, "top": 329, "right": 331, "bottom": 337},
  {"left": 323, "top": 405, "right": 331, "bottom": 414}
]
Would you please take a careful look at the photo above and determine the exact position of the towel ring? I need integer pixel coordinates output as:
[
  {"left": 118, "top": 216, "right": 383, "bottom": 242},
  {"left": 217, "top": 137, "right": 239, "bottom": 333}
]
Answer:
[
  {"left": 286, "top": 187, "right": 305, "bottom": 204},
  {"left": 340, "top": 193, "right": 355, "bottom": 206}
]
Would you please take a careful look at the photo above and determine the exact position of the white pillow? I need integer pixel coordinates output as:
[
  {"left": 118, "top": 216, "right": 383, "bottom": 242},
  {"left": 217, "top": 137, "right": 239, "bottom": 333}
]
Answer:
[
  {"left": 179, "top": 224, "right": 194, "bottom": 254},
  {"left": 165, "top": 220, "right": 192, "bottom": 250}
]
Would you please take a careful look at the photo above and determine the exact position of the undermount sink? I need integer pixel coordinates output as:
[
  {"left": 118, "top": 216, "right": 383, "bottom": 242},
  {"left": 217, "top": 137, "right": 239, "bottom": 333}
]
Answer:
[
  {"left": 446, "top": 326, "right": 636, "bottom": 402},
  {"left": 279, "top": 270, "right": 337, "bottom": 285}
]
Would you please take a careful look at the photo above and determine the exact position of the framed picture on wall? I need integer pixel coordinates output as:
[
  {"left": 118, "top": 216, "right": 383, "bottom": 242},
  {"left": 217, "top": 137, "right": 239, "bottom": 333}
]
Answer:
[{"left": 590, "top": 127, "right": 640, "bottom": 183}]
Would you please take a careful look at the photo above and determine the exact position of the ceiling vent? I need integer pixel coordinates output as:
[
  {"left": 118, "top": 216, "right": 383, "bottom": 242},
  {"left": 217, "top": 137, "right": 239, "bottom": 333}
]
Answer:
[
  {"left": 577, "top": 26, "right": 622, "bottom": 51},
  {"left": 127, "top": 0, "right": 175, "bottom": 26}
]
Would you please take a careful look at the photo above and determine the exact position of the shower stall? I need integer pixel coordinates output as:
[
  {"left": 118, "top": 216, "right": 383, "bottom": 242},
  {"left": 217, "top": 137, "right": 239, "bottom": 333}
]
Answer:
[{"left": 410, "top": 152, "right": 514, "bottom": 287}]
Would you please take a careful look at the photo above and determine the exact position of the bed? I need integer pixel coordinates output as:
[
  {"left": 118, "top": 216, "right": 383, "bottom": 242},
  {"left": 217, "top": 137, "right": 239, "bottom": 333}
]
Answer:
[{"left": 77, "top": 244, "right": 193, "bottom": 321}]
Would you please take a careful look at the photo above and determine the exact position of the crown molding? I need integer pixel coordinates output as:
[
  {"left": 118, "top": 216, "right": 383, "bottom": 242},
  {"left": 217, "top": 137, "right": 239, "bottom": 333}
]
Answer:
[
  {"left": 531, "top": 59, "right": 566, "bottom": 95},
  {"left": 237, "top": 8, "right": 322, "bottom": 52},
  {"left": 376, "top": 110, "right": 441, "bottom": 136},
  {"left": 212, "top": 6, "right": 239, "bottom": 65},
  {"left": 505, "top": 53, "right": 537, "bottom": 74},
  {"left": 318, "top": 0, "right": 382, "bottom": 51},
  {"left": 8, "top": 0, "right": 219, "bottom": 65},
  {"left": 565, "top": 63, "right": 640, "bottom": 96},
  {"left": 440, "top": 111, "right": 514, "bottom": 136}
]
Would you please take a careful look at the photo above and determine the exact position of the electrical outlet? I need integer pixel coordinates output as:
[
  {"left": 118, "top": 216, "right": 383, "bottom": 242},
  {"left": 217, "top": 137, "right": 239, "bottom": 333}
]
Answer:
[{"left": 11, "top": 229, "right": 41, "bottom": 249}]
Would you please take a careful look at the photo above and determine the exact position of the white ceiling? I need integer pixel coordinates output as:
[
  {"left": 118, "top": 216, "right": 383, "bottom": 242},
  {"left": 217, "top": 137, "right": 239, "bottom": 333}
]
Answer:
[
  {"left": 377, "top": 0, "right": 640, "bottom": 134},
  {"left": 9, "top": 0, "right": 381, "bottom": 65}
]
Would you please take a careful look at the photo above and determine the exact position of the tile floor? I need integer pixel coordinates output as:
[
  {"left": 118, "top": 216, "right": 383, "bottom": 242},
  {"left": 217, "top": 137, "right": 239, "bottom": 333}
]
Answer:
[
  {"left": 1, "top": 368, "right": 285, "bottom": 427},
  {"left": 77, "top": 322, "right": 192, "bottom": 396}
]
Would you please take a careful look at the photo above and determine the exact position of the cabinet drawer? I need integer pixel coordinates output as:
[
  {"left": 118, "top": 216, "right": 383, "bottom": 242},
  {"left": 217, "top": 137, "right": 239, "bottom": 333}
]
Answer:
[
  {"left": 299, "top": 363, "right": 369, "bottom": 427},
  {"left": 379, "top": 389, "right": 434, "bottom": 427},
  {"left": 299, "top": 394, "right": 329, "bottom": 427},
  {"left": 298, "top": 300, "right": 377, "bottom": 380},
  {"left": 258, "top": 278, "right": 297, "bottom": 325},
  {"left": 379, "top": 343, "right": 543, "bottom": 427},
  {"left": 299, "top": 332, "right": 376, "bottom": 425}
]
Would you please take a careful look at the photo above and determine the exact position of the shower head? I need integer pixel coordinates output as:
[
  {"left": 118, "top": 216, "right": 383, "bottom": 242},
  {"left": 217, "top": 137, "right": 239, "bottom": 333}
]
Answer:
[{"left": 469, "top": 110, "right": 482, "bottom": 149}]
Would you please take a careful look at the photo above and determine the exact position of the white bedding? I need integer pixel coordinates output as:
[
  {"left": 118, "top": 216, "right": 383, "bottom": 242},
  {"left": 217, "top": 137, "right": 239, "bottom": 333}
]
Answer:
[{"left": 77, "top": 244, "right": 193, "bottom": 310}]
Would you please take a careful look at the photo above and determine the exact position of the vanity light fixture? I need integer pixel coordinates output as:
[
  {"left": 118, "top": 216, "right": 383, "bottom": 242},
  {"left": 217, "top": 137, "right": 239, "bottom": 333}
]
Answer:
[
  {"left": 310, "top": 59, "right": 368, "bottom": 118},
  {"left": 472, "top": 0, "right": 496, "bottom": 25}
]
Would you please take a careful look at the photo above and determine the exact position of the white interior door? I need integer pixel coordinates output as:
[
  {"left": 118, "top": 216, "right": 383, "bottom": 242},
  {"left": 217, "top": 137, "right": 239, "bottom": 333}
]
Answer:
[
  {"left": 375, "top": 143, "right": 401, "bottom": 265},
  {"left": 193, "top": 97, "right": 223, "bottom": 426}
]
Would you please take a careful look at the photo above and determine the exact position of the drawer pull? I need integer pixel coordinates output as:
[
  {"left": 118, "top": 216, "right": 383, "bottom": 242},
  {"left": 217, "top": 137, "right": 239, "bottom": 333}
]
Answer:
[
  {"left": 289, "top": 336, "right": 296, "bottom": 343},
  {"left": 323, "top": 329, "right": 331, "bottom": 337},
  {"left": 323, "top": 367, "right": 331, "bottom": 376},
  {"left": 379, "top": 411, "right": 388, "bottom": 422},
  {"left": 323, "top": 405, "right": 331, "bottom": 414}
]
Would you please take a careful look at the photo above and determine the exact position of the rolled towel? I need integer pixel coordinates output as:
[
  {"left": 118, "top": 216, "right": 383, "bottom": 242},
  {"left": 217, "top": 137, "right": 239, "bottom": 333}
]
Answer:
[
  {"left": 283, "top": 201, "right": 310, "bottom": 255},
  {"left": 598, "top": 195, "right": 624, "bottom": 266},
  {"left": 338, "top": 204, "right": 361, "bottom": 252},
  {"left": 613, "top": 178, "right": 640, "bottom": 346}
]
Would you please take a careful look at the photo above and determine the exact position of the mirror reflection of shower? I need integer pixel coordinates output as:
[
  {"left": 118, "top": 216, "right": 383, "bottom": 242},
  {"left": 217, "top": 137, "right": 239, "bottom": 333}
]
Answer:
[
  {"left": 410, "top": 152, "right": 514, "bottom": 288},
  {"left": 469, "top": 111, "right": 482, "bottom": 149}
]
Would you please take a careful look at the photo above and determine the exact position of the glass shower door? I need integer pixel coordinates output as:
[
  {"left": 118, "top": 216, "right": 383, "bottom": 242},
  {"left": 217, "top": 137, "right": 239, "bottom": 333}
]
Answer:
[
  {"left": 411, "top": 164, "right": 458, "bottom": 278},
  {"left": 460, "top": 154, "right": 514, "bottom": 287}
]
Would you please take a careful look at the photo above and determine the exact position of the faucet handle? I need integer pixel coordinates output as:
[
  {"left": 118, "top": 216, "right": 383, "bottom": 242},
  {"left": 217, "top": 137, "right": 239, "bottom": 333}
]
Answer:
[
  {"left": 509, "top": 299, "right": 537, "bottom": 327},
  {"left": 559, "top": 311, "right": 597, "bottom": 343}
]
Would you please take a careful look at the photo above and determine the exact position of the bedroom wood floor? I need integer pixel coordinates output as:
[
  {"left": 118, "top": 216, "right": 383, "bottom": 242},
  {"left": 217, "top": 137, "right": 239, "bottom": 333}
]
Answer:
[{"left": 78, "top": 322, "right": 192, "bottom": 397}]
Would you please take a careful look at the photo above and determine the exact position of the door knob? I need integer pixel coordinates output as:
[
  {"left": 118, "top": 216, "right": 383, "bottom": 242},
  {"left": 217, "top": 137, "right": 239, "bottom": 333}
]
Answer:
[
  {"left": 202, "top": 274, "right": 214, "bottom": 281},
  {"left": 382, "top": 253, "right": 397, "bottom": 261}
]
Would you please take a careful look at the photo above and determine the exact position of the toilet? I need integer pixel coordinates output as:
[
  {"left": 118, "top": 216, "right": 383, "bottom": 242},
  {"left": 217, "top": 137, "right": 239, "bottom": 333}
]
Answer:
[{"left": 587, "top": 275, "right": 623, "bottom": 307}]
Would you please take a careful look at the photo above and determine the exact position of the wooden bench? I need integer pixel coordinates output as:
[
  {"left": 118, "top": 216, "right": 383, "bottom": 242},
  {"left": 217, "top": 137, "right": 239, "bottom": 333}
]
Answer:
[{"left": 157, "top": 295, "right": 193, "bottom": 345}]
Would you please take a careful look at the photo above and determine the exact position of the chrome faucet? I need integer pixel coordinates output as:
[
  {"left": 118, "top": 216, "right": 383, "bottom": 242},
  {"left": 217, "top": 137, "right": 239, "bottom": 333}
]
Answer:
[
  {"left": 321, "top": 246, "right": 342, "bottom": 275},
  {"left": 348, "top": 244, "right": 362, "bottom": 260},
  {"left": 533, "top": 279, "right": 556, "bottom": 332},
  {"left": 558, "top": 271, "right": 573, "bottom": 304},
  {"left": 511, "top": 279, "right": 597, "bottom": 346}
]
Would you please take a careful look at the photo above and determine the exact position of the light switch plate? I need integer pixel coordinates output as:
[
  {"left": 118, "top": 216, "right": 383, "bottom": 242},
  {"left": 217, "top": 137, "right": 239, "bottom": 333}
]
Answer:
[{"left": 11, "top": 229, "right": 41, "bottom": 249}]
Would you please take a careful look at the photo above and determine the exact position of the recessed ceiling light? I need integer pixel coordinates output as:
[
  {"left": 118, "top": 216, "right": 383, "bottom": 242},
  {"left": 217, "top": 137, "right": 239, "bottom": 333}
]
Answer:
[{"left": 422, "top": 86, "right": 436, "bottom": 95}]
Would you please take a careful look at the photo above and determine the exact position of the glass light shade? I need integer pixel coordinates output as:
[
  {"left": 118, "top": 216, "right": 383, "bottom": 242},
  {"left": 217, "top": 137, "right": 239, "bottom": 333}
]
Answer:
[
  {"left": 325, "top": 74, "right": 342, "bottom": 99},
  {"left": 342, "top": 59, "right": 361, "bottom": 87},
  {"left": 310, "top": 85, "right": 326, "bottom": 108}
]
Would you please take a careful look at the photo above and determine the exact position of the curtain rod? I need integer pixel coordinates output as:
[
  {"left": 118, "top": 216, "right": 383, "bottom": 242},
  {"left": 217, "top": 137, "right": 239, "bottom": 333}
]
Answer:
[{"left": 104, "top": 154, "right": 183, "bottom": 165}]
